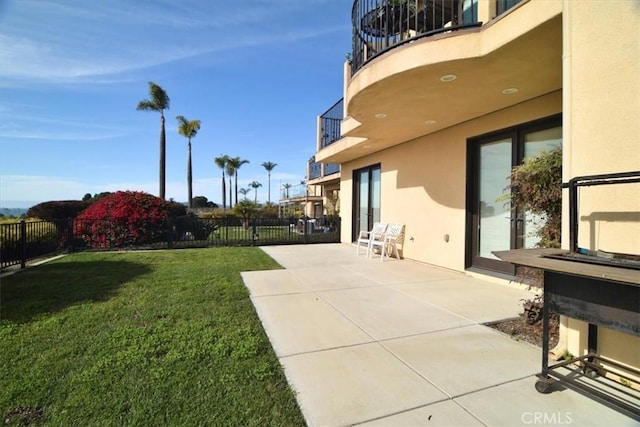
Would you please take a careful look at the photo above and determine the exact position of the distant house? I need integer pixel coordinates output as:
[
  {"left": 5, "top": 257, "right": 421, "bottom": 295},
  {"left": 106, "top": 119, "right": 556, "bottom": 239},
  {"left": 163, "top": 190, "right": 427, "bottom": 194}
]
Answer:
[
  {"left": 279, "top": 100, "right": 343, "bottom": 220},
  {"left": 313, "top": 0, "right": 639, "bottom": 390}
]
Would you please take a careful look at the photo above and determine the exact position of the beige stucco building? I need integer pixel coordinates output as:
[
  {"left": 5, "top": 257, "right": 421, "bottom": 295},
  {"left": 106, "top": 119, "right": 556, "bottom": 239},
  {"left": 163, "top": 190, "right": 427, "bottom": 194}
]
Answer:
[{"left": 314, "top": 0, "right": 639, "bottom": 392}]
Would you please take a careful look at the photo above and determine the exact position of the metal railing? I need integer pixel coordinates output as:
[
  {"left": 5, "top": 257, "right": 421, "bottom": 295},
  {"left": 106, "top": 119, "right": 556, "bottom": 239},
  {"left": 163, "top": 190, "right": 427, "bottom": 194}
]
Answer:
[
  {"left": 309, "top": 161, "right": 341, "bottom": 180},
  {"left": 321, "top": 98, "right": 344, "bottom": 148},
  {"left": 351, "top": 0, "right": 488, "bottom": 73},
  {"left": 564, "top": 171, "right": 640, "bottom": 254},
  {"left": 0, "top": 219, "right": 67, "bottom": 269},
  {"left": 0, "top": 216, "right": 341, "bottom": 270},
  {"left": 496, "top": 0, "right": 522, "bottom": 15},
  {"left": 280, "top": 183, "right": 322, "bottom": 200},
  {"left": 309, "top": 161, "right": 323, "bottom": 180}
]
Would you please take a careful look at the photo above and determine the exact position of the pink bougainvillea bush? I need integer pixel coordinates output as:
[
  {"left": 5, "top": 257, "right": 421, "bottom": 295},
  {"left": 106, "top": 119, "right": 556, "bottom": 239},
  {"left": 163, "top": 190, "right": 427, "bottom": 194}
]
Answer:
[{"left": 75, "top": 191, "right": 176, "bottom": 248}]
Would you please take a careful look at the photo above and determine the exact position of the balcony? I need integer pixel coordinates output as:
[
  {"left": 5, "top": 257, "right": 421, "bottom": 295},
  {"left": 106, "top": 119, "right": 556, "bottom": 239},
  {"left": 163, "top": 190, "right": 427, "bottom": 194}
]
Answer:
[
  {"left": 280, "top": 183, "right": 322, "bottom": 201},
  {"left": 309, "top": 160, "right": 340, "bottom": 181},
  {"left": 351, "top": 0, "right": 490, "bottom": 73},
  {"left": 320, "top": 98, "right": 344, "bottom": 149},
  {"left": 317, "top": 0, "right": 562, "bottom": 164}
]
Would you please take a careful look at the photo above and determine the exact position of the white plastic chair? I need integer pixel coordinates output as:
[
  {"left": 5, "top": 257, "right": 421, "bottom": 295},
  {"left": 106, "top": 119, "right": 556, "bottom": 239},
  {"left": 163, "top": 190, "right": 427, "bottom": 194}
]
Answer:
[
  {"left": 356, "top": 222, "right": 387, "bottom": 256},
  {"left": 370, "top": 223, "right": 404, "bottom": 261}
]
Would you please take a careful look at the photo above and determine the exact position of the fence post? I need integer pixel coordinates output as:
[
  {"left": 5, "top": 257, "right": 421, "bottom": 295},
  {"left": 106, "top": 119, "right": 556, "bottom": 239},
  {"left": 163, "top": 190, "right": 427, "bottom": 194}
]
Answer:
[
  {"left": 225, "top": 215, "right": 229, "bottom": 244},
  {"left": 67, "top": 217, "right": 74, "bottom": 253},
  {"left": 252, "top": 218, "right": 258, "bottom": 246},
  {"left": 20, "top": 220, "right": 27, "bottom": 269},
  {"left": 167, "top": 217, "right": 173, "bottom": 249}
]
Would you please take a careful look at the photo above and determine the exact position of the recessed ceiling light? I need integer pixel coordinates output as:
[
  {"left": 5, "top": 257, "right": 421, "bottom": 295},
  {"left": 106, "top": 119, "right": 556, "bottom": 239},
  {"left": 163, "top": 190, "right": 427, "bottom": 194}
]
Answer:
[
  {"left": 424, "top": 120, "right": 436, "bottom": 125},
  {"left": 502, "top": 87, "right": 519, "bottom": 94},
  {"left": 374, "top": 113, "right": 386, "bottom": 118},
  {"left": 440, "top": 74, "right": 457, "bottom": 82}
]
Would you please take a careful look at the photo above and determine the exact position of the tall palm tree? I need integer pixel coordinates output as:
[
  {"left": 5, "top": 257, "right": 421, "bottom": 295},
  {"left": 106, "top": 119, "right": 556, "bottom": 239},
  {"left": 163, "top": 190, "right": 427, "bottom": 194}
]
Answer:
[
  {"left": 249, "top": 181, "right": 262, "bottom": 203},
  {"left": 261, "top": 161, "right": 278, "bottom": 204},
  {"left": 137, "top": 82, "right": 170, "bottom": 200},
  {"left": 228, "top": 157, "right": 250, "bottom": 206},
  {"left": 225, "top": 160, "right": 236, "bottom": 209},
  {"left": 176, "top": 115, "right": 201, "bottom": 208},
  {"left": 214, "top": 155, "right": 229, "bottom": 210}
]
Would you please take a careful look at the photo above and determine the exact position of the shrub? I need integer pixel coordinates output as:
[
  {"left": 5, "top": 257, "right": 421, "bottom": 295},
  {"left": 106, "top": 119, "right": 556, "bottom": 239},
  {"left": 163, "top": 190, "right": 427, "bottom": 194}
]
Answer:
[
  {"left": 258, "top": 203, "right": 279, "bottom": 218},
  {"left": 27, "top": 200, "right": 91, "bottom": 222},
  {"left": 233, "top": 200, "right": 260, "bottom": 230},
  {"left": 172, "top": 213, "right": 216, "bottom": 241},
  {"left": 506, "top": 147, "right": 562, "bottom": 248},
  {"left": 75, "top": 191, "right": 172, "bottom": 248},
  {"left": 166, "top": 201, "right": 188, "bottom": 217}
]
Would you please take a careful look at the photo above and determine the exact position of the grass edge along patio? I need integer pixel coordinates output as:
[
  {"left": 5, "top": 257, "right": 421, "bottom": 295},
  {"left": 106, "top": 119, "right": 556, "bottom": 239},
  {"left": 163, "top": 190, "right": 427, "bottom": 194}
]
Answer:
[{"left": 0, "top": 248, "right": 305, "bottom": 426}]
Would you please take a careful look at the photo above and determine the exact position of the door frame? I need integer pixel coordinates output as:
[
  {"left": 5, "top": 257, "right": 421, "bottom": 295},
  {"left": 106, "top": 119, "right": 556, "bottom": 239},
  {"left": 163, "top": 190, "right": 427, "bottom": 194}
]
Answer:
[
  {"left": 465, "top": 114, "right": 562, "bottom": 274},
  {"left": 352, "top": 163, "right": 381, "bottom": 242}
]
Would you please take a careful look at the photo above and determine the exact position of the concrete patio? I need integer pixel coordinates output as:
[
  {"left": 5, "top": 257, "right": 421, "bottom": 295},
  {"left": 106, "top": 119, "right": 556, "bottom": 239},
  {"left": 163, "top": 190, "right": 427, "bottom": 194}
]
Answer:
[{"left": 241, "top": 243, "right": 635, "bottom": 426}]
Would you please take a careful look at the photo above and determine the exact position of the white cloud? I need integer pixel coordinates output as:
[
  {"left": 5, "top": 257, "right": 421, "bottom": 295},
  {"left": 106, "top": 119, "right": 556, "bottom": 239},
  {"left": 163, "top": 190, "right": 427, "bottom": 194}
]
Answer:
[
  {"left": 0, "top": 1, "right": 347, "bottom": 86},
  {"left": 0, "top": 110, "right": 129, "bottom": 142}
]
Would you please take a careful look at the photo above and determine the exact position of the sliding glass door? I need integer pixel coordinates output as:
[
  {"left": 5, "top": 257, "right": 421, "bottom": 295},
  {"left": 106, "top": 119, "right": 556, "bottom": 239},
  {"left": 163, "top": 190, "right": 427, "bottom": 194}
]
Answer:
[
  {"left": 353, "top": 164, "right": 381, "bottom": 241},
  {"left": 477, "top": 138, "right": 513, "bottom": 262},
  {"left": 468, "top": 116, "right": 561, "bottom": 273}
]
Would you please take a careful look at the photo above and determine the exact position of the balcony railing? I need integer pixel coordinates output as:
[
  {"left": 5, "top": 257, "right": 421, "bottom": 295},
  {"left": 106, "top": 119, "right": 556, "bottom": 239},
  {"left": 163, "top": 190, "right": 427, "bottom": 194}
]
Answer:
[
  {"left": 321, "top": 98, "right": 344, "bottom": 148},
  {"left": 325, "top": 163, "right": 340, "bottom": 175},
  {"left": 351, "top": 0, "right": 525, "bottom": 73},
  {"left": 309, "top": 161, "right": 341, "bottom": 180},
  {"left": 309, "top": 161, "right": 322, "bottom": 180},
  {"left": 280, "top": 183, "right": 322, "bottom": 200}
]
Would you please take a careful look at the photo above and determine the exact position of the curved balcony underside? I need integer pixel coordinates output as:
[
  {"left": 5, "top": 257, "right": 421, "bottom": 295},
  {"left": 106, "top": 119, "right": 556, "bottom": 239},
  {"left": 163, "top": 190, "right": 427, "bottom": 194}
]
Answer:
[{"left": 317, "top": 2, "right": 562, "bottom": 164}]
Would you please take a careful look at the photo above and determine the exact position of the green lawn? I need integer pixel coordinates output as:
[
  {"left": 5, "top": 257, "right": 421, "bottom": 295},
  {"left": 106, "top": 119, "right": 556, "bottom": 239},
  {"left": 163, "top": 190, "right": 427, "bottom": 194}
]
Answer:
[{"left": 0, "top": 248, "right": 306, "bottom": 426}]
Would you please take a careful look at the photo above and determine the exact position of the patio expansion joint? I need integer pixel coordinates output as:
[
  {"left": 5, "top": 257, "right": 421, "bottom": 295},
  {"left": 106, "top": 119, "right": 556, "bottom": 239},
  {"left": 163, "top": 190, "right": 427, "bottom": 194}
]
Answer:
[
  {"left": 350, "top": 398, "right": 488, "bottom": 427},
  {"left": 278, "top": 340, "right": 377, "bottom": 360},
  {"left": 363, "top": 275, "right": 464, "bottom": 287},
  {"left": 389, "top": 282, "right": 510, "bottom": 326},
  {"left": 451, "top": 372, "right": 540, "bottom": 401},
  {"left": 377, "top": 323, "right": 481, "bottom": 345},
  {"left": 352, "top": 372, "right": 535, "bottom": 426}
]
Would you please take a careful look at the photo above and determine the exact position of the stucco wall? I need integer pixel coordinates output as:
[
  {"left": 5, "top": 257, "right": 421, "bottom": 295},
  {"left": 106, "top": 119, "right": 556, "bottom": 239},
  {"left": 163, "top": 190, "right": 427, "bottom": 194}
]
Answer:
[
  {"left": 562, "top": 0, "right": 640, "bottom": 375},
  {"left": 562, "top": 0, "right": 640, "bottom": 255},
  {"left": 341, "top": 91, "right": 562, "bottom": 271}
]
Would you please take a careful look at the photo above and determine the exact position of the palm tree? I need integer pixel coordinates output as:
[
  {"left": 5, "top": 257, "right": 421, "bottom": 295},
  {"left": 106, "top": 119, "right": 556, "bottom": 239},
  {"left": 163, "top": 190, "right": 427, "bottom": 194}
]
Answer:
[
  {"left": 261, "top": 161, "right": 278, "bottom": 204},
  {"left": 137, "top": 82, "right": 170, "bottom": 200},
  {"left": 176, "top": 115, "right": 201, "bottom": 208},
  {"left": 249, "top": 181, "right": 262, "bottom": 203},
  {"left": 214, "top": 155, "right": 229, "bottom": 210},
  {"left": 283, "top": 183, "right": 292, "bottom": 199},
  {"left": 225, "top": 160, "right": 236, "bottom": 209},
  {"left": 228, "top": 157, "right": 250, "bottom": 206},
  {"left": 238, "top": 188, "right": 251, "bottom": 200}
]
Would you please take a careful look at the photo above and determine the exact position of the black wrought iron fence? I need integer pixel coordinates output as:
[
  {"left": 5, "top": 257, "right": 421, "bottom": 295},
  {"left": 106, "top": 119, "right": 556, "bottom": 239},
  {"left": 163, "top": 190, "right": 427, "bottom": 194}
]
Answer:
[
  {"left": 351, "top": 0, "right": 484, "bottom": 73},
  {"left": 1, "top": 216, "right": 341, "bottom": 270},
  {"left": 0, "top": 219, "right": 68, "bottom": 269}
]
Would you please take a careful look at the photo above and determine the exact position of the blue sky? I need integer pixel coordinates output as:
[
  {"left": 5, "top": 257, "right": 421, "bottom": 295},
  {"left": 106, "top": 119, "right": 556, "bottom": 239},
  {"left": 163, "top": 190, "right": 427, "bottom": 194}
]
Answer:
[{"left": 0, "top": 0, "right": 350, "bottom": 208}]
